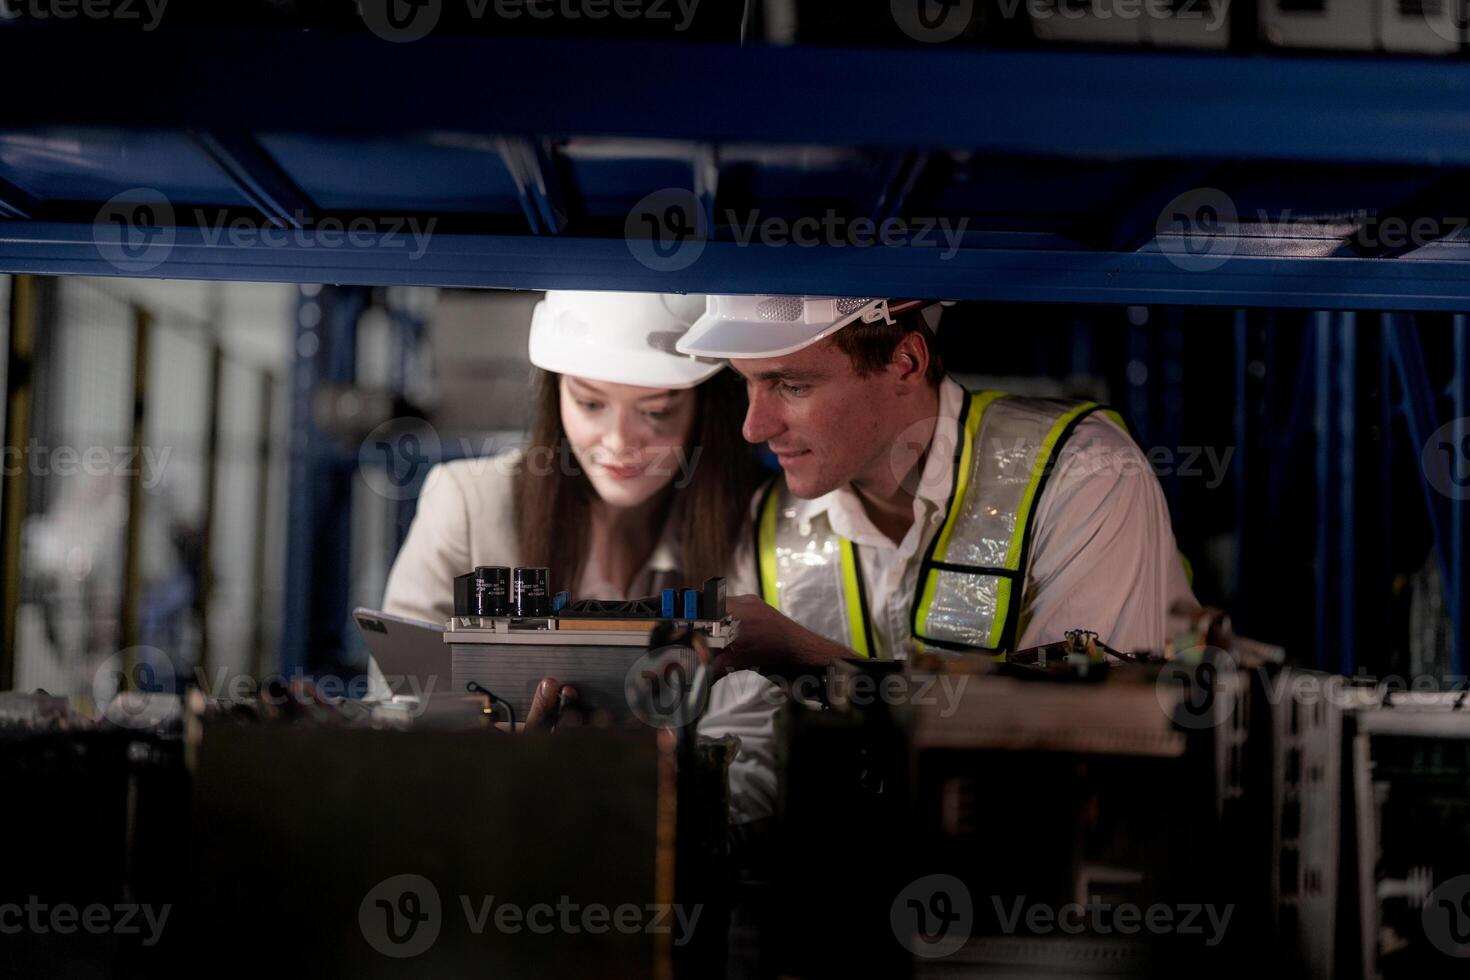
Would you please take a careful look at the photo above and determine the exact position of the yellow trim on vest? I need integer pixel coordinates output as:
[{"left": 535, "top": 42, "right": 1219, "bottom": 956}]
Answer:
[
  {"left": 838, "top": 538, "right": 871, "bottom": 658},
  {"left": 757, "top": 482, "right": 781, "bottom": 610},
  {"left": 913, "top": 390, "right": 1002, "bottom": 651},
  {"left": 986, "top": 400, "right": 1100, "bottom": 649}
]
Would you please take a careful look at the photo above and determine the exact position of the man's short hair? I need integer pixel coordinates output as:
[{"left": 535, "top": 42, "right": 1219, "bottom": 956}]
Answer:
[{"left": 829, "top": 309, "right": 945, "bottom": 385}]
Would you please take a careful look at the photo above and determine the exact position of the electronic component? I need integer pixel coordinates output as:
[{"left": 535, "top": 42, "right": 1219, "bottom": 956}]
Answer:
[
  {"left": 512, "top": 566, "right": 549, "bottom": 617},
  {"left": 701, "top": 577, "right": 726, "bottom": 620},
  {"left": 453, "top": 571, "right": 476, "bottom": 618},
  {"left": 455, "top": 566, "right": 512, "bottom": 617},
  {"left": 476, "top": 565, "right": 511, "bottom": 616},
  {"left": 444, "top": 570, "right": 734, "bottom": 719}
]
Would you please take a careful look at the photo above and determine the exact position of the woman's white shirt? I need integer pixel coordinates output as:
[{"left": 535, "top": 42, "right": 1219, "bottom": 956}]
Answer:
[{"left": 381, "top": 448, "right": 681, "bottom": 623}]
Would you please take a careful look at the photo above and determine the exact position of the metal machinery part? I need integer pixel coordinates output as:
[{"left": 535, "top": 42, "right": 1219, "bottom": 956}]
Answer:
[{"left": 1348, "top": 692, "right": 1470, "bottom": 979}]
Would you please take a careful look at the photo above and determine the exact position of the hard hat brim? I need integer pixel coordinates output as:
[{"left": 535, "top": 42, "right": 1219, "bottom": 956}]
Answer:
[
  {"left": 674, "top": 313, "right": 855, "bottom": 360},
  {"left": 529, "top": 314, "right": 725, "bottom": 389},
  {"left": 677, "top": 297, "right": 947, "bottom": 359}
]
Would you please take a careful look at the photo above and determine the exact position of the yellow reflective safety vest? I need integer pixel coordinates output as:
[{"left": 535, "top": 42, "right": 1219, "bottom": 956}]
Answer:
[{"left": 754, "top": 390, "right": 1127, "bottom": 658}]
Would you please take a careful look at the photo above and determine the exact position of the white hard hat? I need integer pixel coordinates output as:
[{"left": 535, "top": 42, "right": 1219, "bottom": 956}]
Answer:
[
  {"left": 528, "top": 290, "right": 725, "bottom": 389},
  {"left": 675, "top": 295, "right": 947, "bottom": 359}
]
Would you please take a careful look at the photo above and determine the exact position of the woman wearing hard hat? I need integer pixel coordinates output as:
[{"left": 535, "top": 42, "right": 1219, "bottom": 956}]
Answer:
[{"left": 378, "top": 290, "right": 764, "bottom": 723}]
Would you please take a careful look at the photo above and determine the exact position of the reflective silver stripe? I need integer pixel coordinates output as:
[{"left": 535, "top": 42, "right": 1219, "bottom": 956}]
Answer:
[
  {"left": 919, "top": 566, "right": 1012, "bottom": 651},
  {"left": 918, "top": 397, "right": 1101, "bottom": 651},
  {"left": 763, "top": 481, "right": 855, "bottom": 649}
]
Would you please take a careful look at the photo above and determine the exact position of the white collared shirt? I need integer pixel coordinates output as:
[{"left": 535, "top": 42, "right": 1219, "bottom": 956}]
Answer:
[{"left": 703, "top": 376, "right": 1199, "bottom": 822}]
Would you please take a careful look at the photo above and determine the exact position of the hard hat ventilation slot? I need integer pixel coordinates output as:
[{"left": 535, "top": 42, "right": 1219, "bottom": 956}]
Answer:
[{"left": 757, "top": 297, "right": 804, "bottom": 321}]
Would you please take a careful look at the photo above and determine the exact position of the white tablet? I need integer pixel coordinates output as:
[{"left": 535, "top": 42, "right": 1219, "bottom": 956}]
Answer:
[{"left": 352, "top": 607, "right": 451, "bottom": 699}]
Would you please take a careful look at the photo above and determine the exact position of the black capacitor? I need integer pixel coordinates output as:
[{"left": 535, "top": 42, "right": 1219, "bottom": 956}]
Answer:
[
  {"left": 474, "top": 566, "right": 511, "bottom": 616},
  {"left": 512, "top": 566, "right": 550, "bottom": 618}
]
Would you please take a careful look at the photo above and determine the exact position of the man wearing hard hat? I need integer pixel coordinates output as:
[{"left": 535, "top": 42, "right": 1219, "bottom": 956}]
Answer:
[{"left": 679, "top": 297, "right": 1198, "bottom": 819}]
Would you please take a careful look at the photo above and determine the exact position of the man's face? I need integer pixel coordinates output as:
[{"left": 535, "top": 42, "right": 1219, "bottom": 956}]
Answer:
[{"left": 730, "top": 339, "right": 900, "bottom": 499}]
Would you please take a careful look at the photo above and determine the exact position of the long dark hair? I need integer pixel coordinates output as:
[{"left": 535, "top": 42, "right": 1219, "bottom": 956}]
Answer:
[{"left": 514, "top": 368, "right": 764, "bottom": 595}]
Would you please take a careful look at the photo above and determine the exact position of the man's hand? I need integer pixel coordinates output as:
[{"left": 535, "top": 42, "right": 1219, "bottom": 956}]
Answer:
[
  {"left": 523, "top": 677, "right": 582, "bottom": 733},
  {"left": 713, "top": 594, "right": 854, "bottom": 676}
]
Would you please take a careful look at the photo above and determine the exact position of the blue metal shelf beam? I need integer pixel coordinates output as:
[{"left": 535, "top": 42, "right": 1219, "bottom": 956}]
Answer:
[
  {"left": 281, "top": 285, "right": 364, "bottom": 677},
  {"left": 1089, "top": 162, "right": 1224, "bottom": 254},
  {"left": 496, "top": 136, "right": 568, "bottom": 235},
  {"left": 1338, "top": 173, "right": 1470, "bottom": 260},
  {"left": 1384, "top": 313, "right": 1466, "bottom": 677},
  {"left": 187, "top": 130, "right": 317, "bottom": 230},
  {"left": 868, "top": 150, "right": 927, "bottom": 227},
  {"left": 0, "top": 176, "right": 36, "bottom": 221},
  {"left": 15, "top": 223, "right": 1470, "bottom": 309},
  {"left": 692, "top": 142, "right": 720, "bottom": 238},
  {"left": 1314, "top": 312, "right": 1357, "bottom": 675},
  {"left": 9, "top": 31, "right": 1470, "bottom": 166},
  {"left": 1453, "top": 316, "right": 1468, "bottom": 678}
]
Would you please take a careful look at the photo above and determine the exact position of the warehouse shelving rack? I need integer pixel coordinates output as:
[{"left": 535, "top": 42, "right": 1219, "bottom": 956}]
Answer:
[{"left": 0, "top": 25, "right": 1464, "bottom": 680}]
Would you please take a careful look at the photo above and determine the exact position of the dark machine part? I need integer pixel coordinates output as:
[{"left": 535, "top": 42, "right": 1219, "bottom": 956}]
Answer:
[
  {"left": 0, "top": 724, "right": 190, "bottom": 980},
  {"left": 701, "top": 577, "right": 727, "bottom": 621},
  {"left": 1346, "top": 702, "right": 1470, "bottom": 980},
  {"left": 768, "top": 660, "right": 1262, "bottom": 978},
  {"left": 562, "top": 596, "right": 663, "bottom": 618},
  {"left": 766, "top": 659, "right": 912, "bottom": 979},
  {"left": 0, "top": 679, "right": 746, "bottom": 980},
  {"left": 185, "top": 725, "right": 679, "bottom": 980},
  {"left": 912, "top": 671, "right": 1235, "bottom": 978},
  {"left": 1006, "top": 627, "right": 1128, "bottom": 668},
  {"left": 454, "top": 570, "right": 475, "bottom": 617},
  {"left": 511, "top": 566, "right": 549, "bottom": 618},
  {"left": 556, "top": 577, "right": 728, "bottom": 622},
  {"left": 1261, "top": 667, "right": 1346, "bottom": 979}
]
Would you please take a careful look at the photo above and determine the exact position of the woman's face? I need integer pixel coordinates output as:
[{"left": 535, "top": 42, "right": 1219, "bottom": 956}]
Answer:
[{"left": 559, "top": 375, "right": 699, "bottom": 509}]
